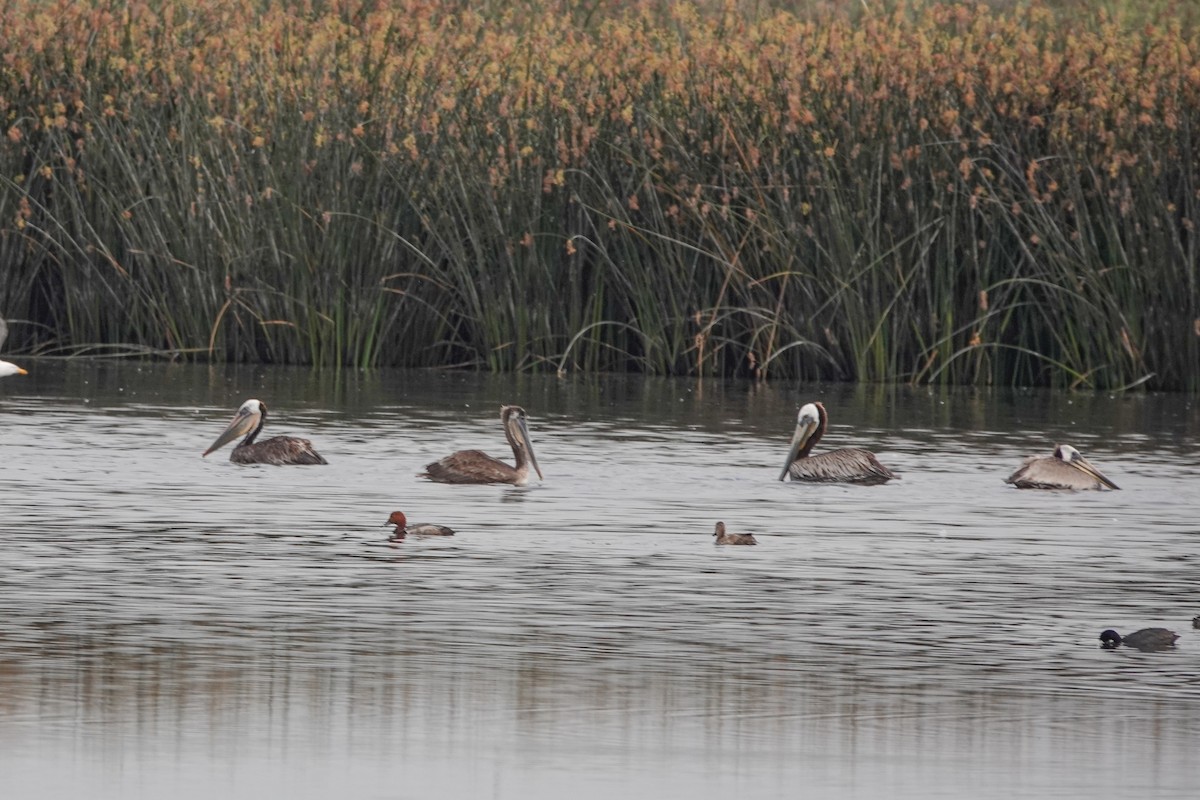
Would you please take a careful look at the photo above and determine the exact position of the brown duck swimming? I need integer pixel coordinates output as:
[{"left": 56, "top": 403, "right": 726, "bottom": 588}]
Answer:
[
  {"left": 202, "top": 399, "right": 326, "bottom": 465},
  {"left": 1099, "top": 628, "right": 1178, "bottom": 651},
  {"left": 713, "top": 521, "right": 757, "bottom": 545},
  {"left": 421, "top": 405, "right": 543, "bottom": 485},
  {"left": 1006, "top": 444, "right": 1118, "bottom": 490},
  {"left": 384, "top": 511, "right": 454, "bottom": 540},
  {"left": 779, "top": 402, "right": 897, "bottom": 484}
]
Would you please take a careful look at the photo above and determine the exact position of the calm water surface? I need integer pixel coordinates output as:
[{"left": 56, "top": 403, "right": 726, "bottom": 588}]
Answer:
[{"left": 1, "top": 362, "right": 1198, "bottom": 798}]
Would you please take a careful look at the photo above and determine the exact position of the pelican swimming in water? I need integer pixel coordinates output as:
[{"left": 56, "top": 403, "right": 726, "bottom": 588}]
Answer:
[
  {"left": 712, "top": 521, "right": 757, "bottom": 545},
  {"left": 0, "top": 360, "right": 27, "bottom": 378},
  {"left": 779, "top": 402, "right": 897, "bottom": 484},
  {"left": 1099, "top": 627, "right": 1178, "bottom": 651},
  {"left": 1005, "top": 444, "right": 1119, "bottom": 491},
  {"left": 421, "top": 404, "right": 543, "bottom": 485},
  {"left": 384, "top": 511, "right": 455, "bottom": 540},
  {"left": 202, "top": 398, "right": 327, "bottom": 465}
]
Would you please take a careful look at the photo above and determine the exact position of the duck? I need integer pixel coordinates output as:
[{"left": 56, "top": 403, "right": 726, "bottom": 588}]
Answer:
[
  {"left": 384, "top": 511, "right": 455, "bottom": 540},
  {"left": 1099, "top": 628, "right": 1179, "bottom": 651},
  {"left": 713, "top": 521, "right": 757, "bottom": 545}
]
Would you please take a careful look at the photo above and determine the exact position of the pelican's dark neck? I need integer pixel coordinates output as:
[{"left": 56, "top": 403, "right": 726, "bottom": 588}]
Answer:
[
  {"left": 241, "top": 411, "right": 266, "bottom": 447},
  {"left": 799, "top": 403, "right": 828, "bottom": 458}
]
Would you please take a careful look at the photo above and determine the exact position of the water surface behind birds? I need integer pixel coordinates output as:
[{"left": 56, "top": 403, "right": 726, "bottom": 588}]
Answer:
[{"left": 1, "top": 363, "right": 1198, "bottom": 799}]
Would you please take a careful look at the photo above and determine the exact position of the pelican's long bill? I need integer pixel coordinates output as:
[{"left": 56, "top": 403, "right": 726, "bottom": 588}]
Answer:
[
  {"left": 778, "top": 406, "right": 820, "bottom": 481},
  {"left": 203, "top": 402, "right": 263, "bottom": 457},
  {"left": 1061, "top": 445, "right": 1120, "bottom": 490},
  {"left": 513, "top": 411, "right": 544, "bottom": 481}
]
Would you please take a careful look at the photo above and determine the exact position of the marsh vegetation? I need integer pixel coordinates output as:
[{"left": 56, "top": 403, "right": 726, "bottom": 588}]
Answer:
[{"left": 2, "top": 0, "right": 1197, "bottom": 389}]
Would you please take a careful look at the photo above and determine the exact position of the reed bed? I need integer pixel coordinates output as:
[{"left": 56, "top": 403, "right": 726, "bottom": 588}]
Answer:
[{"left": 1, "top": 0, "right": 1197, "bottom": 388}]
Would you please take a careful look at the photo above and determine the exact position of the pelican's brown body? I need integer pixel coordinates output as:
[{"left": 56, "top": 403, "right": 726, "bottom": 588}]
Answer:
[
  {"left": 1006, "top": 444, "right": 1118, "bottom": 490},
  {"left": 203, "top": 399, "right": 326, "bottom": 465},
  {"left": 713, "top": 521, "right": 757, "bottom": 545},
  {"left": 422, "top": 405, "right": 543, "bottom": 485},
  {"left": 385, "top": 511, "right": 454, "bottom": 540},
  {"left": 779, "top": 402, "right": 896, "bottom": 484}
]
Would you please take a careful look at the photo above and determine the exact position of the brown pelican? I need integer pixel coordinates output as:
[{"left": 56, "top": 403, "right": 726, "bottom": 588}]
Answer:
[
  {"left": 0, "top": 360, "right": 27, "bottom": 378},
  {"left": 713, "top": 521, "right": 757, "bottom": 545},
  {"left": 202, "top": 398, "right": 327, "bottom": 465},
  {"left": 779, "top": 402, "right": 897, "bottom": 484},
  {"left": 421, "top": 405, "right": 543, "bottom": 485},
  {"left": 1099, "top": 628, "right": 1178, "bottom": 651},
  {"left": 384, "top": 511, "right": 455, "bottom": 540},
  {"left": 1005, "top": 444, "right": 1118, "bottom": 490}
]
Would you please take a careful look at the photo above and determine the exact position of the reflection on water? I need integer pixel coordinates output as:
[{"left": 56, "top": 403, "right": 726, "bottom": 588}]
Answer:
[{"left": 1, "top": 362, "right": 1199, "bottom": 798}]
